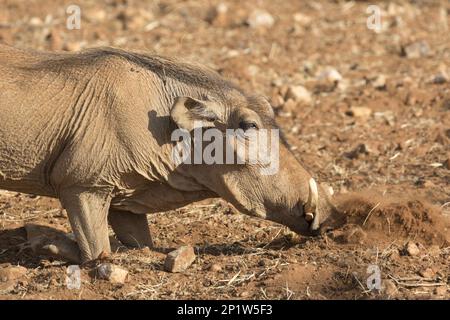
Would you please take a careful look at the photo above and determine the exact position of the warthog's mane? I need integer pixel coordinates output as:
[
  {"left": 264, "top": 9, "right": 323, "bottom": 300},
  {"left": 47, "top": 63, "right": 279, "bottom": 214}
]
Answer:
[
  {"left": 23, "top": 46, "right": 243, "bottom": 95},
  {"left": 6, "top": 44, "right": 290, "bottom": 148}
]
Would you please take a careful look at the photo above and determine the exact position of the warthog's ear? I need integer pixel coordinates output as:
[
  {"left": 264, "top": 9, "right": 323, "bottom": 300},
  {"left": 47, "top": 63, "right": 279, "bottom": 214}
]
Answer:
[
  {"left": 170, "top": 97, "right": 220, "bottom": 131},
  {"left": 248, "top": 95, "right": 275, "bottom": 118}
]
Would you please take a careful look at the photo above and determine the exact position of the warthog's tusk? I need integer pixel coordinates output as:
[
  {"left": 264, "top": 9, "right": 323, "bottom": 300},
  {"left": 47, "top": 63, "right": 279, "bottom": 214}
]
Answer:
[
  {"left": 304, "top": 178, "right": 318, "bottom": 222},
  {"left": 305, "top": 212, "right": 314, "bottom": 222}
]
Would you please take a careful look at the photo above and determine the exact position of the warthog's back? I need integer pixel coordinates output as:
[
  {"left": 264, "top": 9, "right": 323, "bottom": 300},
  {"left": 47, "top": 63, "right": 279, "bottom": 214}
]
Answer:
[
  {"left": 0, "top": 45, "right": 101, "bottom": 195},
  {"left": 0, "top": 44, "right": 243, "bottom": 197}
]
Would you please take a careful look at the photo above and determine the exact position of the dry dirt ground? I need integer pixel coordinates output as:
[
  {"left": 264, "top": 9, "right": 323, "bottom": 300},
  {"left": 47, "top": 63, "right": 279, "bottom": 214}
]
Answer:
[{"left": 0, "top": 0, "right": 449, "bottom": 300}]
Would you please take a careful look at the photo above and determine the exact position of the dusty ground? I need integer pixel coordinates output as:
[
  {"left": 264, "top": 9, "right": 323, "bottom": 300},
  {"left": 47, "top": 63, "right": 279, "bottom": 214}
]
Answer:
[{"left": 0, "top": 0, "right": 449, "bottom": 300}]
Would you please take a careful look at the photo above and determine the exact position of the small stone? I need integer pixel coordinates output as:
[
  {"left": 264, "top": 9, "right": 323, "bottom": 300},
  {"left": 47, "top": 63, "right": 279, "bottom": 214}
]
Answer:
[
  {"left": 140, "top": 246, "right": 152, "bottom": 255},
  {"left": 285, "top": 85, "right": 312, "bottom": 105},
  {"left": 239, "top": 291, "right": 250, "bottom": 298},
  {"left": 346, "top": 106, "right": 372, "bottom": 119},
  {"left": 402, "top": 41, "right": 431, "bottom": 58},
  {"left": 206, "top": 3, "right": 229, "bottom": 27},
  {"left": 374, "top": 111, "right": 395, "bottom": 126},
  {"left": 372, "top": 74, "right": 386, "bottom": 89},
  {"left": 63, "top": 41, "right": 82, "bottom": 52},
  {"left": 419, "top": 268, "right": 435, "bottom": 279},
  {"left": 343, "top": 143, "right": 369, "bottom": 159},
  {"left": 423, "top": 180, "right": 435, "bottom": 188},
  {"left": 293, "top": 13, "right": 311, "bottom": 26},
  {"left": 209, "top": 263, "right": 222, "bottom": 272},
  {"left": 290, "top": 125, "right": 300, "bottom": 134},
  {"left": 382, "top": 279, "right": 398, "bottom": 296},
  {"left": 432, "top": 71, "right": 449, "bottom": 84},
  {"left": 317, "top": 68, "right": 343, "bottom": 83},
  {"left": 0, "top": 265, "right": 27, "bottom": 282},
  {"left": 428, "top": 245, "right": 441, "bottom": 257},
  {"left": 84, "top": 9, "right": 107, "bottom": 23},
  {"left": 405, "top": 241, "right": 420, "bottom": 256},
  {"left": 95, "top": 263, "right": 128, "bottom": 284},
  {"left": 29, "top": 17, "right": 43, "bottom": 26},
  {"left": 246, "top": 65, "right": 259, "bottom": 78},
  {"left": 247, "top": 9, "right": 274, "bottom": 29},
  {"left": 271, "top": 78, "right": 284, "bottom": 87},
  {"left": 164, "top": 245, "right": 196, "bottom": 273},
  {"left": 48, "top": 29, "right": 63, "bottom": 51}
]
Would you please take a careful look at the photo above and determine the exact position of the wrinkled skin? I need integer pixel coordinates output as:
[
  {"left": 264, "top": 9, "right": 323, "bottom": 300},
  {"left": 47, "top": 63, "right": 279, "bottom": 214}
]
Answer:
[{"left": 0, "top": 45, "right": 337, "bottom": 263}]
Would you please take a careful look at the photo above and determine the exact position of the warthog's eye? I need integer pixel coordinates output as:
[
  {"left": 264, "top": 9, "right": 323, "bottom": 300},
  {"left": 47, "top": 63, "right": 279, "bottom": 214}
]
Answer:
[{"left": 239, "top": 121, "right": 258, "bottom": 131}]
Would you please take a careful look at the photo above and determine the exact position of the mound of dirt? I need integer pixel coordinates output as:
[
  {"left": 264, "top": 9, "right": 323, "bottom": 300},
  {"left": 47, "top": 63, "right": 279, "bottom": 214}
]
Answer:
[{"left": 330, "top": 191, "right": 449, "bottom": 247}]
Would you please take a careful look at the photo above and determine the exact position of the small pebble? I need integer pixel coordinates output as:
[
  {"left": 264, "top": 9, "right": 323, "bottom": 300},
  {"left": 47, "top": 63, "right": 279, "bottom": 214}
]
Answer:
[
  {"left": 405, "top": 241, "right": 420, "bottom": 256},
  {"left": 164, "top": 245, "right": 196, "bottom": 273},
  {"left": 95, "top": 263, "right": 128, "bottom": 284}
]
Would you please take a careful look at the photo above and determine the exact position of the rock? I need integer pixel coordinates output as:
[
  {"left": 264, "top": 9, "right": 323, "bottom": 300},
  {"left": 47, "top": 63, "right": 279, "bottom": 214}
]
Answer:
[
  {"left": 247, "top": 9, "right": 274, "bottom": 29},
  {"left": 139, "top": 246, "right": 152, "bottom": 255},
  {"left": 48, "top": 29, "right": 63, "bottom": 51},
  {"left": 293, "top": 13, "right": 311, "bottom": 26},
  {"left": 117, "top": 8, "right": 153, "bottom": 31},
  {"left": 206, "top": 3, "right": 229, "bottom": 27},
  {"left": 239, "top": 291, "right": 250, "bottom": 298},
  {"left": 164, "top": 245, "right": 196, "bottom": 273},
  {"left": 372, "top": 74, "right": 386, "bottom": 89},
  {"left": 317, "top": 68, "right": 343, "bottom": 83},
  {"left": 84, "top": 9, "right": 107, "bottom": 23},
  {"left": 428, "top": 245, "right": 441, "bottom": 257},
  {"left": 290, "top": 125, "right": 300, "bottom": 134},
  {"left": 271, "top": 78, "right": 284, "bottom": 87},
  {"left": 374, "top": 111, "right": 395, "bottom": 126},
  {"left": 423, "top": 180, "right": 435, "bottom": 188},
  {"left": 419, "top": 267, "right": 435, "bottom": 279},
  {"left": 63, "top": 41, "right": 82, "bottom": 52},
  {"left": 405, "top": 241, "right": 420, "bottom": 256},
  {"left": 346, "top": 106, "right": 372, "bottom": 119},
  {"left": 285, "top": 85, "right": 312, "bottom": 105},
  {"left": 29, "top": 17, "right": 43, "bottom": 26},
  {"left": 432, "top": 71, "right": 449, "bottom": 84},
  {"left": 209, "top": 263, "right": 222, "bottom": 272},
  {"left": 343, "top": 143, "right": 369, "bottom": 159},
  {"left": 246, "top": 65, "right": 259, "bottom": 78},
  {"left": 402, "top": 41, "right": 431, "bottom": 58},
  {"left": 95, "top": 263, "right": 128, "bottom": 284},
  {"left": 0, "top": 265, "right": 27, "bottom": 282},
  {"left": 382, "top": 279, "right": 398, "bottom": 296}
]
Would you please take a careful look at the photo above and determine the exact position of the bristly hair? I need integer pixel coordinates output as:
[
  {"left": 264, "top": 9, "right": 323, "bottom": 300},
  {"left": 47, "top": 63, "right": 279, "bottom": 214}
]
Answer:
[{"left": 94, "top": 47, "right": 245, "bottom": 95}]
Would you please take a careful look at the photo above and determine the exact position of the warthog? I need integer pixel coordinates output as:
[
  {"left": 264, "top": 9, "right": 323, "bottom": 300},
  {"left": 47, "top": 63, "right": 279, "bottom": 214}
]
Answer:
[{"left": 0, "top": 44, "right": 337, "bottom": 263}]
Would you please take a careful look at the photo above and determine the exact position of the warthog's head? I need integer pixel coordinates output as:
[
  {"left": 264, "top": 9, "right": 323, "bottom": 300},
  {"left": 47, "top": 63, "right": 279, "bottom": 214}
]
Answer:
[{"left": 169, "top": 89, "right": 338, "bottom": 236}]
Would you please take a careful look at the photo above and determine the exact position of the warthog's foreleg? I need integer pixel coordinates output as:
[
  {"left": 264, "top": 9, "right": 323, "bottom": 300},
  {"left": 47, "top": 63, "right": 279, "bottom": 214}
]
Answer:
[
  {"left": 59, "top": 187, "right": 112, "bottom": 263},
  {"left": 108, "top": 209, "right": 153, "bottom": 248}
]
